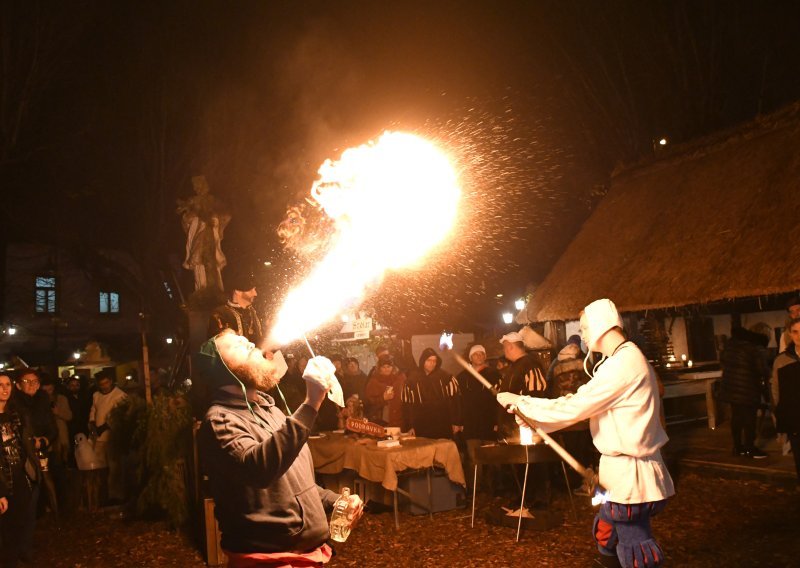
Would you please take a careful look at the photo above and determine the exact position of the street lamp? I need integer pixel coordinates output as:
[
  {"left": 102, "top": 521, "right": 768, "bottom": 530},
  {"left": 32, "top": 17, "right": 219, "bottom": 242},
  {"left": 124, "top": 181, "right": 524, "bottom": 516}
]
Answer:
[
  {"left": 165, "top": 337, "right": 174, "bottom": 345},
  {"left": 502, "top": 312, "right": 514, "bottom": 324},
  {"left": 6, "top": 325, "right": 17, "bottom": 336},
  {"left": 73, "top": 351, "right": 81, "bottom": 360},
  {"left": 514, "top": 298, "right": 526, "bottom": 311}
]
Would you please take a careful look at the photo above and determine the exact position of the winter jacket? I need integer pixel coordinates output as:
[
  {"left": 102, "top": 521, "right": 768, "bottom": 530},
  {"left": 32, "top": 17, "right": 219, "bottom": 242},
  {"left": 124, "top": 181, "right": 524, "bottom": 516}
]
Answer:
[
  {"left": 719, "top": 328, "right": 769, "bottom": 407},
  {"left": 456, "top": 364, "right": 500, "bottom": 440},
  {"left": 547, "top": 343, "right": 589, "bottom": 398},
  {"left": 402, "top": 348, "right": 461, "bottom": 439},
  {"left": 772, "top": 343, "right": 800, "bottom": 434},
  {"left": 364, "top": 371, "right": 406, "bottom": 427},
  {"left": 11, "top": 390, "right": 57, "bottom": 449},
  {"left": 195, "top": 335, "right": 340, "bottom": 554},
  {"left": 198, "top": 389, "right": 339, "bottom": 553},
  {"left": 0, "top": 408, "right": 41, "bottom": 499},
  {"left": 341, "top": 371, "right": 368, "bottom": 402}
]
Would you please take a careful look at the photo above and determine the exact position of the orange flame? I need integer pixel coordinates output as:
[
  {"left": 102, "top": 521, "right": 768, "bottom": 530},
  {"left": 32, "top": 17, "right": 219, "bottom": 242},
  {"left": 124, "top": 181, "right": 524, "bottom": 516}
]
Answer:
[{"left": 268, "top": 131, "right": 461, "bottom": 345}]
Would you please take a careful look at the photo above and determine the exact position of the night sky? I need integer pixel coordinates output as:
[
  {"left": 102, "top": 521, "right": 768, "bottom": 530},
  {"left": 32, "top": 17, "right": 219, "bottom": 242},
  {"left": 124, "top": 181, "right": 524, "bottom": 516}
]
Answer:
[{"left": 3, "top": 1, "right": 800, "bottom": 334}]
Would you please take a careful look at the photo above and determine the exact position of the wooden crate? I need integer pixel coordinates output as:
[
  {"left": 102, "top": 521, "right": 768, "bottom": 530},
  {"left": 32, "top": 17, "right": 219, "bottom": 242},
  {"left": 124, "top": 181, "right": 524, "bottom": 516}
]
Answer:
[{"left": 203, "top": 498, "right": 226, "bottom": 566}]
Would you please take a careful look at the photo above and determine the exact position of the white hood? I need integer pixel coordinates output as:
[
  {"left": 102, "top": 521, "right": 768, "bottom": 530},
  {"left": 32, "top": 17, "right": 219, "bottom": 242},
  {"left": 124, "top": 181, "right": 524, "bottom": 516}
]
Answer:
[{"left": 580, "top": 298, "right": 623, "bottom": 351}]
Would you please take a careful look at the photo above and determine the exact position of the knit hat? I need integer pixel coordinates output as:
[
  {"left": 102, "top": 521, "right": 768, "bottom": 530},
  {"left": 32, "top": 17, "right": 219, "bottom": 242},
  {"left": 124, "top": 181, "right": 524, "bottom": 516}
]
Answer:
[
  {"left": 580, "top": 299, "right": 623, "bottom": 351},
  {"left": 196, "top": 335, "right": 239, "bottom": 390},
  {"left": 469, "top": 344, "right": 486, "bottom": 358},
  {"left": 226, "top": 265, "right": 257, "bottom": 292}
]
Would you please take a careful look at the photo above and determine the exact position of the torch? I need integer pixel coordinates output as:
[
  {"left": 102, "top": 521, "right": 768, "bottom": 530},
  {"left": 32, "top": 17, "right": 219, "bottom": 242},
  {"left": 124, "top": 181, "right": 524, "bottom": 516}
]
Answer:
[{"left": 442, "top": 336, "right": 603, "bottom": 499}]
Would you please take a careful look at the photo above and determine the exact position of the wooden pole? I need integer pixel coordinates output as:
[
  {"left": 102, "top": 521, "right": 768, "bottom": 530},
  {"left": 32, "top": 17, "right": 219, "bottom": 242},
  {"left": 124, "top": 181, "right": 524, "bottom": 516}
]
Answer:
[{"left": 140, "top": 312, "right": 152, "bottom": 405}]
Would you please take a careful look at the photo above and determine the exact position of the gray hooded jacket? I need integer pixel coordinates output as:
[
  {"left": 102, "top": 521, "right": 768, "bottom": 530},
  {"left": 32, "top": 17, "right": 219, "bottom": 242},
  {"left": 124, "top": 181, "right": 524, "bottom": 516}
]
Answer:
[{"left": 196, "top": 336, "right": 338, "bottom": 553}]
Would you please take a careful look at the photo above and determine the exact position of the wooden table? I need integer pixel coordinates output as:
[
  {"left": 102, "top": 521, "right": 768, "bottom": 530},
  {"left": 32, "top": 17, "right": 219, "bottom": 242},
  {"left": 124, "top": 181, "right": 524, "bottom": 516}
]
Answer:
[
  {"left": 308, "top": 433, "right": 465, "bottom": 529},
  {"left": 662, "top": 370, "right": 721, "bottom": 429}
]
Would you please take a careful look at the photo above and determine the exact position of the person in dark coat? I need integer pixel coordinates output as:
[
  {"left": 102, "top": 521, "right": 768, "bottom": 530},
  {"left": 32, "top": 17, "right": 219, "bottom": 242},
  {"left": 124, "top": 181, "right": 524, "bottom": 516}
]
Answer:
[
  {"left": 496, "top": 332, "right": 547, "bottom": 441},
  {"left": 546, "top": 338, "right": 596, "bottom": 488},
  {"left": 456, "top": 345, "right": 500, "bottom": 442},
  {"left": 9, "top": 369, "right": 55, "bottom": 562},
  {"left": 772, "top": 317, "right": 800, "bottom": 482},
  {"left": 340, "top": 358, "right": 368, "bottom": 402},
  {"left": 206, "top": 266, "right": 263, "bottom": 344},
  {"left": 0, "top": 372, "right": 42, "bottom": 568},
  {"left": 65, "top": 377, "right": 91, "bottom": 440},
  {"left": 456, "top": 344, "right": 500, "bottom": 490},
  {"left": 719, "top": 326, "right": 770, "bottom": 458},
  {"left": 402, "top": 348, "right": 462, "bottom": 439},
  {"left": 364, "top": 355, "right": 406, "bottom": 427}
]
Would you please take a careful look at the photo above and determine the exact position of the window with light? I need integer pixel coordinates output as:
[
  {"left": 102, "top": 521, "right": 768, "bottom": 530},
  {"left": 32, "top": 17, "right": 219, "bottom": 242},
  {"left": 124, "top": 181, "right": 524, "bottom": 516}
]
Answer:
[
  {"left": 99, "top": 291, "right": 120, "bottom": 314},
  {"left": 35, "top": 276, "right": 57, "bottom": 314}
]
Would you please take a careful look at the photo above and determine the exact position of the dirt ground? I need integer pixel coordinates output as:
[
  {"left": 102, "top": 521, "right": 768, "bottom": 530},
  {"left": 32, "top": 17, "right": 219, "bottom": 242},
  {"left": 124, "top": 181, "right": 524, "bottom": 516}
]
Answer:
[{"left": 33, "top": 472, "right": 800, "bottom": 567}]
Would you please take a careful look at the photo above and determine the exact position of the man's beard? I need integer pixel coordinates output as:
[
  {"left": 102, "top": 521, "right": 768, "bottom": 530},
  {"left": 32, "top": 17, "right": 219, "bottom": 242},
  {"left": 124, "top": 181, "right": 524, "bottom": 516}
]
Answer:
[{"left": 230, "top": 358, "right": 279, "bottom": 392}]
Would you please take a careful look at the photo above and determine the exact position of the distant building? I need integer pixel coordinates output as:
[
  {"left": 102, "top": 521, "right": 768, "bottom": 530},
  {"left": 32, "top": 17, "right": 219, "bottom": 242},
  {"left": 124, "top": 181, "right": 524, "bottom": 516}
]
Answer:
[{"left": 1, "top": 243, "right": 143, "bottom": 372}]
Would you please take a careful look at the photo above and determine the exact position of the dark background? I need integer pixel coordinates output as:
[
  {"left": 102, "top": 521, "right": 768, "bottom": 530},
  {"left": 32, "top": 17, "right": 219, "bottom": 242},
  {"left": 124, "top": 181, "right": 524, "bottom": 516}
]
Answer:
[{"left": 3, "top": 1, "right": 799, "bottom": 334}]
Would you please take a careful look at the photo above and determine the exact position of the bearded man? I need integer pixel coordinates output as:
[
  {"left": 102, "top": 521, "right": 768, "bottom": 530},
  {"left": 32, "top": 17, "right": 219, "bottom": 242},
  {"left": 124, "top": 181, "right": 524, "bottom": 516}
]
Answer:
[{"left": 197, "top": 329, "right": 362, "bottom": 566}]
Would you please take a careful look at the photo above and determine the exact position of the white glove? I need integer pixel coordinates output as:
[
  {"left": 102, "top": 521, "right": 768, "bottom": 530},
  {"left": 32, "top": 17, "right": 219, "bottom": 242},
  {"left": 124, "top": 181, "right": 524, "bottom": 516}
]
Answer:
[
  {"left": 496, "top": 392, "right": 522, "bottom": 410},
  {"left": 302, "top": 356, "right": 345, "bottom": 407}
]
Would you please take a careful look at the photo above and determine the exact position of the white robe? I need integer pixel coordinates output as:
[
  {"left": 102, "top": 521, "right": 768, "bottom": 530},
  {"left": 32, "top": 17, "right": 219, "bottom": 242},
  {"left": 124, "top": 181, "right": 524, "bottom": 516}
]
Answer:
[{"left": 516, "top": 342, "right": 675, "bottom": 504}]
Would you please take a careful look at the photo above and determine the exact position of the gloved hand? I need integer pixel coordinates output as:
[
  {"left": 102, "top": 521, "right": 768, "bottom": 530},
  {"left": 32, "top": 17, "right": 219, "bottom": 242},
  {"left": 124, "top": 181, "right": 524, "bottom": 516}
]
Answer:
[
  {"left": 302, "top": 356, "right": 344, "bottom": 408},
  {"left": 496, "top": 392, "right": 522, "bottom": 411}
]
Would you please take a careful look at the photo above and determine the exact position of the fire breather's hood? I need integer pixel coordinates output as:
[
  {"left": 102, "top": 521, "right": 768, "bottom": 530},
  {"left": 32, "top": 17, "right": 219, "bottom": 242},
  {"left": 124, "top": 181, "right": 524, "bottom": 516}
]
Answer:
[{"left": 580, "top": 298, "right": 623, "bottom": 352}]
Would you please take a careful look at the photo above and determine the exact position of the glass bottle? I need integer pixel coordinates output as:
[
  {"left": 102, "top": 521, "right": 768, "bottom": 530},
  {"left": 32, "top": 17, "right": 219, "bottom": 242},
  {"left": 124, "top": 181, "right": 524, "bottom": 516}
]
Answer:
[{"left": 329, "top": 487, "right": 352, "bottom": 542}]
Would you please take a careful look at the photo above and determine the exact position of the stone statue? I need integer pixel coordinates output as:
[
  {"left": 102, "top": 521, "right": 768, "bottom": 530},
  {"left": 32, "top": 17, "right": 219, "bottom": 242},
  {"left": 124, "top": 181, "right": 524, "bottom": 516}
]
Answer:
[{"left": 177, "top": 175, "right": 230, "bottom": 294}]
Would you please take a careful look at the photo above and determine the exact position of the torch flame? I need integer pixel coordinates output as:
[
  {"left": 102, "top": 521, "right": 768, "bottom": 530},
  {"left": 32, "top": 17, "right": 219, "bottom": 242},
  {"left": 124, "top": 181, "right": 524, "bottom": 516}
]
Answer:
[{"left": 269, "top": 131, "right": 461, "bottom": 345}]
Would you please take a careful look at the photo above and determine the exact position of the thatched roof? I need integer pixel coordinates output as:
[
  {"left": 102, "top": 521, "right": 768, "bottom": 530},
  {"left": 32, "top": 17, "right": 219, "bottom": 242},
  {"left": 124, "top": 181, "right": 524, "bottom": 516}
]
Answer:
[{"left": 527, "top": 103, "right": 800, "bottom": 322}]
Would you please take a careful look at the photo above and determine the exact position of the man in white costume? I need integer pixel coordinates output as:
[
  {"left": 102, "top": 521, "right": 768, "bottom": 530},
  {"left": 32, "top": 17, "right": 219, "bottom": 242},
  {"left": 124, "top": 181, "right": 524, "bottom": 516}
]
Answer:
[{"left": 497, "top": 299, "right": 674, "bottom": 568}]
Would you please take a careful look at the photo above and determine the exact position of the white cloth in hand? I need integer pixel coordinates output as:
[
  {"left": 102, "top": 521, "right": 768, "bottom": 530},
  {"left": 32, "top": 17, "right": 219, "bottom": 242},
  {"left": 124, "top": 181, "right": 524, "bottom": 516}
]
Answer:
[{"left": 302, "top": 356, "right": 345, "bottom": 407}]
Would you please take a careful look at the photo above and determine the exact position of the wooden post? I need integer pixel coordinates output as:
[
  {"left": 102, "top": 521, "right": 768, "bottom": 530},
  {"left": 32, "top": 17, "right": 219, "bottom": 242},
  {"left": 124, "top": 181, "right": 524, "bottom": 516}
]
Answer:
[{"left": 140, "top": 312, "right": 152, "bottom": 405}]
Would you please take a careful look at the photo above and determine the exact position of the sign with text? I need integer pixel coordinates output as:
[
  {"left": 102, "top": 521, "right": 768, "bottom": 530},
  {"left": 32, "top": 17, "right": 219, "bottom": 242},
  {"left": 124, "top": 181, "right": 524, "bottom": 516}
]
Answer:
[
  {"left": 345, "top": 418, "right": 386, "bottom": 438},
  {"left": 352, "top": 317, "right": 372, "bottom": 339}
]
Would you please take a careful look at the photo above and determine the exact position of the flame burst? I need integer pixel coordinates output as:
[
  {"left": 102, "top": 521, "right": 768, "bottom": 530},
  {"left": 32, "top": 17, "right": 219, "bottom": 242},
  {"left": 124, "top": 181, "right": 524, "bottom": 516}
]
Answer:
[{"left": 269, "top": 131, "right": 461, "bottom": 345}]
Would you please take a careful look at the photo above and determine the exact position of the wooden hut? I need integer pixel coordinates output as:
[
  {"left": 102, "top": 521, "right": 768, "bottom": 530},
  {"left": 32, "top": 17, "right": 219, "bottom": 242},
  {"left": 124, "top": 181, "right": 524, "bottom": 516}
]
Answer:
[
  {"left": 522, "top": 104, "right": 800, "bottom": 425},
  {"left": 526, "top": 103, "right": 800, "bottom": 326}
]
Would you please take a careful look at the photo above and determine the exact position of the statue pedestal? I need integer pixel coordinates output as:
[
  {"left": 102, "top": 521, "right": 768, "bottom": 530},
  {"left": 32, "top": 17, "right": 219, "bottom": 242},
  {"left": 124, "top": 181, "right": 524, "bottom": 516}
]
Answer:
[
  {"left": 187, "top": 308, "right": 213, "bottom": 356},
  {"left": 187, "top": 306, "right": 213, "bottom": 420}
]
